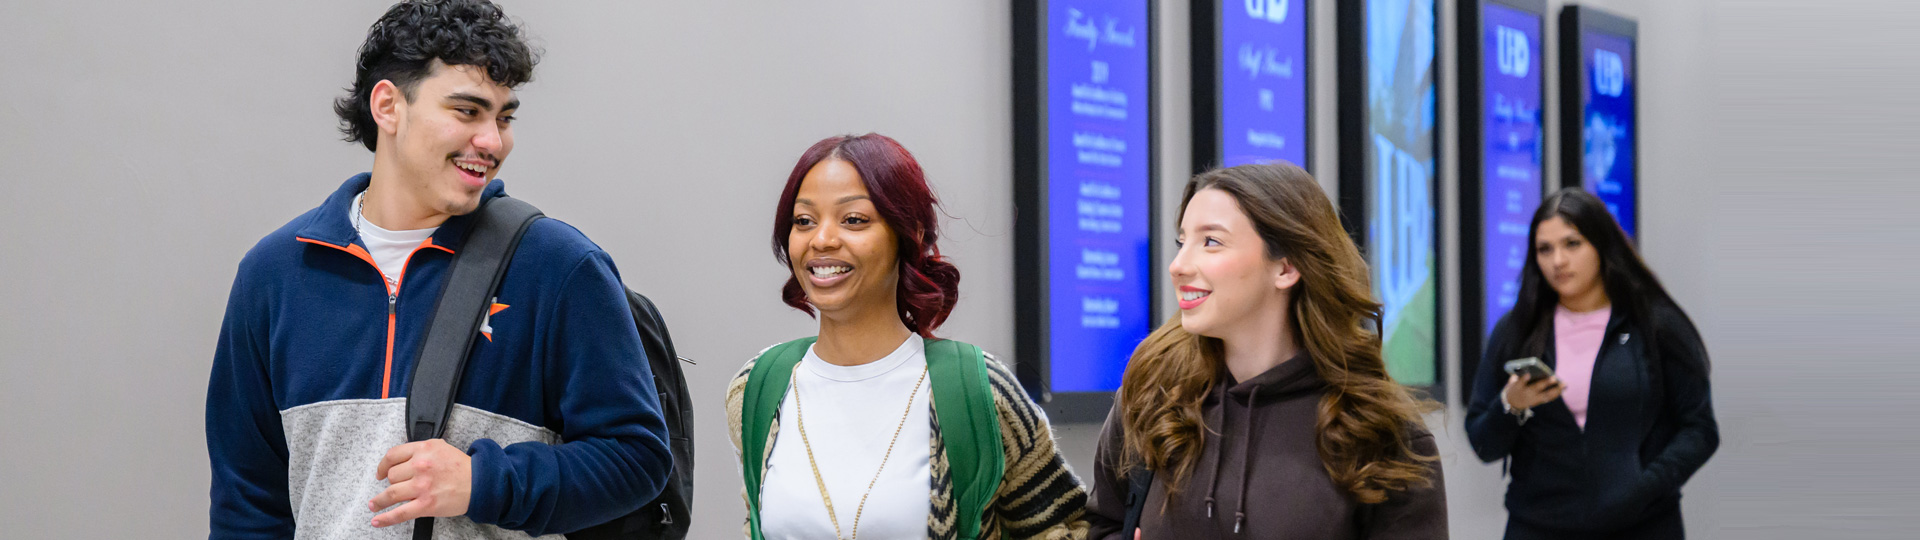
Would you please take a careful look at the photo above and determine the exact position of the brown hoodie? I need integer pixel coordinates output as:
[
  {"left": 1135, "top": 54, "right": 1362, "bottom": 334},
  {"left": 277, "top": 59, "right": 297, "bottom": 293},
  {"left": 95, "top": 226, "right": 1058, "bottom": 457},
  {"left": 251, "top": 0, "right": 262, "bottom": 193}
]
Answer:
[{"left": 1086, "top": 354, "right": 1448, "bottom": 539}]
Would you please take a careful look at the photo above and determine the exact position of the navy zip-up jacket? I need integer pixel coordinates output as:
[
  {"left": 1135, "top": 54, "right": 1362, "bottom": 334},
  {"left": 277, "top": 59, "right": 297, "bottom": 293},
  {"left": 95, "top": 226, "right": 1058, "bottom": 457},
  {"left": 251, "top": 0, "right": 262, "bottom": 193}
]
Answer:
[
  {"left": 1466, "top": 304, "right": 1719, "bottom": 537},
  {"left": 206, "top": 174, "right": 671, "bottom": 538}
]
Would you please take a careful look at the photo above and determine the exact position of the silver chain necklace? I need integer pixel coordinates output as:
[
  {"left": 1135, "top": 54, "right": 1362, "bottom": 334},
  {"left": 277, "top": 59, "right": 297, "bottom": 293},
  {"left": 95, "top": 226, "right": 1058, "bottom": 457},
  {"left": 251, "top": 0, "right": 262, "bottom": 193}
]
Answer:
[
  {"left": 353, "top": 190, "right": 367, "bottom": 237},
  {"left": 353, "top": 191, "right": 398, "bottom": 288}
]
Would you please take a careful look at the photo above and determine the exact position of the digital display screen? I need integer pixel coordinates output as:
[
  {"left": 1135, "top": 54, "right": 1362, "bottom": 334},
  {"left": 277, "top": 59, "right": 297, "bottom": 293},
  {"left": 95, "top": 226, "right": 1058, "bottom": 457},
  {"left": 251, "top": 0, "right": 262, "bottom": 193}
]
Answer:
[
  {"left": 1364, "top": 0, "right": 1437, "bottom": 386},
  {"left": 1219, "top": 0, "right": 1308, "bottom": 168},
  {"left": 1044, "top": 0, "right": 1153, "bottom": 393},
  {"left": 1480, "top": 3, "right": 1543, "bottom": 339},
  {"left": 1581, "top": 29, "right": 1636, "bottom": 237}
]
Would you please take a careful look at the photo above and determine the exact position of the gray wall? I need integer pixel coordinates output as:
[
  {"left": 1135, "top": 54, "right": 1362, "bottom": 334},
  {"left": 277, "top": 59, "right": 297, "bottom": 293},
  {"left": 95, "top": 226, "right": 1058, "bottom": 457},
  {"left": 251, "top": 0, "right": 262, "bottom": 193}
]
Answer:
[{"left": 1, "top": 1, "right": 1913, "bottom": 538}]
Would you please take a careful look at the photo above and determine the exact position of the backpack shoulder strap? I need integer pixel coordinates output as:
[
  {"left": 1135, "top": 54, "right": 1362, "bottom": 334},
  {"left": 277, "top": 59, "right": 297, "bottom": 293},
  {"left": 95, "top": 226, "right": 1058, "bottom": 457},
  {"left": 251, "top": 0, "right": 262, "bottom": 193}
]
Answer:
[
  {"left": 739, "top": 337, "right": 817, "bottom": 540},
  {"left": 1121, "top": 467, "right": 1154, "bottom": 535},
  {"left": 925, "top": 339, "right": 1004, "bottom": 540},
  {"left": 404, "top": 195, "right": 542, "bottom": 540}
]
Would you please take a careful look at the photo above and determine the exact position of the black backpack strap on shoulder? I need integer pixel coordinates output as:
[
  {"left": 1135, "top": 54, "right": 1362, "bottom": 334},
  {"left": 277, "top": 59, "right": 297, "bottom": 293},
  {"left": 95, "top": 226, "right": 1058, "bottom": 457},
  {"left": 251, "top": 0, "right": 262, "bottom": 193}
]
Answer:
[
  {"left": 405, "top": 196, "right": 543, "bottom": 539},
  {"left": 1121, "top": 467, "right": 1153, "bottom": 534}
]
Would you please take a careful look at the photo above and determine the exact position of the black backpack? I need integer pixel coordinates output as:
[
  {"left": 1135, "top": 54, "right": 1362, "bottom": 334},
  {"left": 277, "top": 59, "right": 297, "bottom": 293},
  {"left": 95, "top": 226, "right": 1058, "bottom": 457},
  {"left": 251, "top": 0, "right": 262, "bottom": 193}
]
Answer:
[{"left": 404, "top": 196, "right": 694, "bottom": 540}]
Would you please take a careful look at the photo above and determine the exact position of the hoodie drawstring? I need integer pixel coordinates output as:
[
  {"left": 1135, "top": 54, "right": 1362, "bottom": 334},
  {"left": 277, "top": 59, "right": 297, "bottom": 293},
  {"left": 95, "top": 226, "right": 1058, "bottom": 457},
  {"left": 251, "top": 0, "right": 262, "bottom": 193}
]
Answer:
[
  {"left": 1233, "top": 384, "right": 1261, "bottom": 534},
  {"left": 1203, "top": 379, "right": 1227, "bottom": 519},
  {"left": 1206, "top": 379, "right": 1264, "bottom": 535}
]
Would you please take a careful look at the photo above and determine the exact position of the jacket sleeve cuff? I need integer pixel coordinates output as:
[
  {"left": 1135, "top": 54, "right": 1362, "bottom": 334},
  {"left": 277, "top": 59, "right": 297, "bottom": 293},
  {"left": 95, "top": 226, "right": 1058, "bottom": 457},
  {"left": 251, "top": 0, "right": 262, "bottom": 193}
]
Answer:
[
  {"left": 464, "top": 438, "right": 508, "bottom": 525},
  {"left": 1637, "top": 468, "right": 1668, "bottom": 498},
  {"left": 1500, "top": 391, "right": 1532, "bottom": 425}
]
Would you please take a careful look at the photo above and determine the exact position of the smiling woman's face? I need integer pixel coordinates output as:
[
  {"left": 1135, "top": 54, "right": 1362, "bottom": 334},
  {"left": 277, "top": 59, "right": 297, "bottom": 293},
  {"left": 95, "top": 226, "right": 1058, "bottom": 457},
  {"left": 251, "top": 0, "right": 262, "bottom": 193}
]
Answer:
[
  {"left": 1170, "top": 187, "right": 1296, "bottom": 339},
  {"left": 787, "top": 158, "right": 901, "bottom": 319}
]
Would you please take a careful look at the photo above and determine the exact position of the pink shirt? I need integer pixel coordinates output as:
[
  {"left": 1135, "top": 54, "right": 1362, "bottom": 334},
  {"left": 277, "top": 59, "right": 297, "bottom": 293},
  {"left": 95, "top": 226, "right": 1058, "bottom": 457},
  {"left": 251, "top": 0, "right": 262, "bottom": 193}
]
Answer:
[{"left": 1554, "top": 304, "right": 1611, "bottom": 429}]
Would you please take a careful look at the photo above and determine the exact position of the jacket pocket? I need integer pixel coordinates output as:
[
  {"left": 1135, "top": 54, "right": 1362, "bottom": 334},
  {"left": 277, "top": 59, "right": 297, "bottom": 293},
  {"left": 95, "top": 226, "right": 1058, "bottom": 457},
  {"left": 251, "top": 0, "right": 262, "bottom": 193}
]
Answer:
[{"left": 1588, "top": 470, "right": 1658, "bottom": 528}]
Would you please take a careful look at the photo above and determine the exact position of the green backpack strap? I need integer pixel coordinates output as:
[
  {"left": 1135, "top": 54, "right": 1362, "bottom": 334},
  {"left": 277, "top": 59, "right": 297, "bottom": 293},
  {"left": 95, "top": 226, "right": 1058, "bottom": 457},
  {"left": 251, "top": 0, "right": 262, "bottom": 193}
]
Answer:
[
  {"left": 740, "top": 337, "right": 817, "bottom": 540},
  {"left": 926, "top": 339, "right": 1005, "bottom": 540}
]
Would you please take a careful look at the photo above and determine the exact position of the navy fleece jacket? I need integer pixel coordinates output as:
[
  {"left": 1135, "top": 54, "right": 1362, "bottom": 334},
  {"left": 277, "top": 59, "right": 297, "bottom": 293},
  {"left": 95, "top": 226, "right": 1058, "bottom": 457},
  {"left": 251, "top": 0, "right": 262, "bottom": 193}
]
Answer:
[{"left": 206, "top": 174, "right": 670, "bottom": 538}]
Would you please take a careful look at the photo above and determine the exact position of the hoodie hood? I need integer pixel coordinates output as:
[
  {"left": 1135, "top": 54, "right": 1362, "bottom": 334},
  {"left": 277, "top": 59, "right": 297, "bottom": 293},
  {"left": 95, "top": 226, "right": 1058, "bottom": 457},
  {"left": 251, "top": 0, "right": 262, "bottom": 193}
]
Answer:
[{"left": 1220, "top": 351, "right": 1323, "bottom": 404}]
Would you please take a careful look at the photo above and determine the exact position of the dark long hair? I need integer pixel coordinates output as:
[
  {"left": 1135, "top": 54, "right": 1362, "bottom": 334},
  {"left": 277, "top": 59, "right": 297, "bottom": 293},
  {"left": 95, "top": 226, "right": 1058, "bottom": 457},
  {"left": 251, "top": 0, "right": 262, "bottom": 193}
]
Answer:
[
  {"left": 770, "top": 133, "right": 961, "bottom": 338},
  {"left": 1510, "top": 188, "right": 1702, "bottom": 370},
  {"left": 1118, "top": 163, "right": 1435, "bottom": 504}
]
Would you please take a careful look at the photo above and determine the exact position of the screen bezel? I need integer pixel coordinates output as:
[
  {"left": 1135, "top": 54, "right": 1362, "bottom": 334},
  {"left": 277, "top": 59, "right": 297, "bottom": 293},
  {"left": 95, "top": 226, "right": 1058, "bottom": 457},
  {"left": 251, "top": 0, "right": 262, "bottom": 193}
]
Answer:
[
  {"left": 1012, "top": 0, "right": 1161, "bottom": 423},
  {"left": 1457, "top": 0, "right": 1547, "bottom": 405},
  {"left": 1191, "top": 0, "right": 1314, "bottom": 175},
  {"left": 1559, "top": 5, "right": 1640, "bottom": 238},
  {"left": 1336, "top": 0, "right": 1445, "bottom": 396}
]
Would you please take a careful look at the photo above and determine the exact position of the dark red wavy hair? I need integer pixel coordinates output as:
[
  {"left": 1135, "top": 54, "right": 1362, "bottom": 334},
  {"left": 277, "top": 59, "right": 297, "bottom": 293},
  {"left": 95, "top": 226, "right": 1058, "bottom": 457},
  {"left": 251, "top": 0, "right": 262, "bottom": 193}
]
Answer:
[{"left": 771, "top": 133, "right": 961, "bottom": 337}]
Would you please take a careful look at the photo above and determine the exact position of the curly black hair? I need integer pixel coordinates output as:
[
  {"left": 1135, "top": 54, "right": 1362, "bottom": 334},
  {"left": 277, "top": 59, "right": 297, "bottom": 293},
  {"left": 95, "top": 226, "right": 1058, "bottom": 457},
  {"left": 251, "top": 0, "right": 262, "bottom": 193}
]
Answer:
[{"left": 333, "top": 0, "right": 539, "bottom": 152}]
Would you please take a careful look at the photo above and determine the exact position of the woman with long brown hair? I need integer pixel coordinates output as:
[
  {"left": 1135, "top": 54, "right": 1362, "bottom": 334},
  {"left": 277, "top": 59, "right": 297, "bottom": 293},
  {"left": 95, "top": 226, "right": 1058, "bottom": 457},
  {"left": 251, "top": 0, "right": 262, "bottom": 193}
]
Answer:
[{"left": 1085, "top": 163, "right": 1447, "bottom": 539}]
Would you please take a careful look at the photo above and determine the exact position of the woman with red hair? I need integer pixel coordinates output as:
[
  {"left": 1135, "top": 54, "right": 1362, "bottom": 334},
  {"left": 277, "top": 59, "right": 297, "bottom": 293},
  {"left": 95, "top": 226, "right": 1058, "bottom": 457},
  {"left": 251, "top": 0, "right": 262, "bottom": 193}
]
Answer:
[{"left": 727, "top": 133, "right": 1089, "bottom": 540}]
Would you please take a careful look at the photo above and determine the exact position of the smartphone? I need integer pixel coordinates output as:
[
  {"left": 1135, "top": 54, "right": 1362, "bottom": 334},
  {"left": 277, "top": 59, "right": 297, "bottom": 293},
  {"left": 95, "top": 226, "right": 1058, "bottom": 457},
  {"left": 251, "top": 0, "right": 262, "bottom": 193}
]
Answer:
[{"left": 1503, "top": 357, "right": 1555, "bottom": 381}]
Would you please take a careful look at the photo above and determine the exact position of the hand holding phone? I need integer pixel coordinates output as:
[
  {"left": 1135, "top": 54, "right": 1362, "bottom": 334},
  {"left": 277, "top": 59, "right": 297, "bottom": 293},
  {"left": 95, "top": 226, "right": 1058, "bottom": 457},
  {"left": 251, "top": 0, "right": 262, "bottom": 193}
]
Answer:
[
  {"left": 1503, "top": 357, "right": 1555, "bottom": 380},
  {"left": 1501, "top": 357, "right": 1563, "bottom": 411}
]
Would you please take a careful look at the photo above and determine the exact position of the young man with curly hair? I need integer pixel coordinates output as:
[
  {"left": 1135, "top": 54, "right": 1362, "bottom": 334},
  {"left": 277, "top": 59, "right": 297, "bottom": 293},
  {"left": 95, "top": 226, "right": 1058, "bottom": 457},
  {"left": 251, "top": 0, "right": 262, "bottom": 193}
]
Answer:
[{"left": 204, "top": 1, "right": 671, "bottom": 538}]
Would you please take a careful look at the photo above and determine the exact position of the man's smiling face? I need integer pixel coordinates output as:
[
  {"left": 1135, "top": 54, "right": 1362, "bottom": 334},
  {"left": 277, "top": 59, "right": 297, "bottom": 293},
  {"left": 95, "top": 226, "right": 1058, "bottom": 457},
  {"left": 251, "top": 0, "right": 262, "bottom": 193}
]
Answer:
[{"left": 381, "top": 59, "right": 518, "bottom": 218}]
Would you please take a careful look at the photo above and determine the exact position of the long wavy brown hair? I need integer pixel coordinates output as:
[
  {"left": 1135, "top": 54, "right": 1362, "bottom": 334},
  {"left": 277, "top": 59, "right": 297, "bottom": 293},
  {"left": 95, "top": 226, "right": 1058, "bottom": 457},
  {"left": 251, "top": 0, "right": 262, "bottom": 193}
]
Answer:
[{"left": 1118, "top": 163, "right": 1436, "bottom": 504}]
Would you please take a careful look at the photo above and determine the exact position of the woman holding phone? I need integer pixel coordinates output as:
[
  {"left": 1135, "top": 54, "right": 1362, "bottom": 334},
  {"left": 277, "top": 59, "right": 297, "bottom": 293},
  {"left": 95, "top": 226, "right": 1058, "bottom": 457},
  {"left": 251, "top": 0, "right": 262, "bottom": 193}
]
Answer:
[
  {"left": 727, "top": 133, "right": 1089, "bottom": 540},
  {"left": 1467, "top": 188, "right": 1719, "bottom": 539},
  {"left": 1084, "top": 163, "right": 1447, "bottom": 539}
]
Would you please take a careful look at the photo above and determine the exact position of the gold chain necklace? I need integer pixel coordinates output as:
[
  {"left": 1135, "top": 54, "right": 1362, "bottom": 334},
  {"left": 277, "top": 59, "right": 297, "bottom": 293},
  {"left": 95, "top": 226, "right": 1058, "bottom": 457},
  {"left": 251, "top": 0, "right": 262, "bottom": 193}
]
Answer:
[{"left": 790, "top": 359, "right": 928, "bottom": 540}]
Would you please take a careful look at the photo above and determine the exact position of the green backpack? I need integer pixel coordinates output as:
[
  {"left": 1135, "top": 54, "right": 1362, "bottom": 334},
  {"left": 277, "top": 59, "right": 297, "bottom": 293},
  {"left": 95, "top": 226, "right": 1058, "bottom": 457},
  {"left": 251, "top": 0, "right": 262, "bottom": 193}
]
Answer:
[{"left": 740, "top": 337, "right": 1005, "bottom": 540}]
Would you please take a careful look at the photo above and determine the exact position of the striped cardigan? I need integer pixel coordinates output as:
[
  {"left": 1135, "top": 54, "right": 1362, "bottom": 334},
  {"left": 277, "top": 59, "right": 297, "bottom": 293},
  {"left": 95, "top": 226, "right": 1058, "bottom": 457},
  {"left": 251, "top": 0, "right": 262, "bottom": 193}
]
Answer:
[{"left": 727, "top": 348, "right": 1090, "bottom": 540}]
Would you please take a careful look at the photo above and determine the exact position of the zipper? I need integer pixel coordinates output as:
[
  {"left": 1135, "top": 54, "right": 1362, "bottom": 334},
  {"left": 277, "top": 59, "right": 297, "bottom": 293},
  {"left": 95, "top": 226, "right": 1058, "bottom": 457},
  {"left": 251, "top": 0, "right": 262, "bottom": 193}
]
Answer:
[
  {"left": 382, "top": 290, "right": 398, "bottom": 399},
  {"left": 296, "top": 236, "right": 453, "bottom": 399}
]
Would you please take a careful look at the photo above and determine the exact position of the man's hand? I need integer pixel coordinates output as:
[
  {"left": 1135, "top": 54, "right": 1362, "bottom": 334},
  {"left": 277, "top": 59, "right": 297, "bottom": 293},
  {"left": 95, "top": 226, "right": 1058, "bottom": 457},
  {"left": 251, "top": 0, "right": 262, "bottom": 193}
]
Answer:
[{"left": 368, "top": 439, "right": 472, "bottom": 528}]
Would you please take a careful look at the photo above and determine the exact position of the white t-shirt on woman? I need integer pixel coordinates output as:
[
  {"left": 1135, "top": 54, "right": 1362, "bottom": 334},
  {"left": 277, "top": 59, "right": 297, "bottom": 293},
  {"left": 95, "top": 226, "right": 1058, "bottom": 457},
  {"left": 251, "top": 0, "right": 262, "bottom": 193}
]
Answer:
[{"left": 759, "top": 334, "right": 932, "bottom": 539}]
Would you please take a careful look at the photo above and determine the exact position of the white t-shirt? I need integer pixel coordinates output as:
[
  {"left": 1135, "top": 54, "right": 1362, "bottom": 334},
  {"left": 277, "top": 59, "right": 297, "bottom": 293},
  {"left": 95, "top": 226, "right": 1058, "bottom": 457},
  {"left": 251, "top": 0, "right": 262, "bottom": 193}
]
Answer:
[
  {"left": 759, "top": 334, "right": 932, "bottom": 540},
  {"left": 351, "top": 191, "right": 437, "bottom": 289}
]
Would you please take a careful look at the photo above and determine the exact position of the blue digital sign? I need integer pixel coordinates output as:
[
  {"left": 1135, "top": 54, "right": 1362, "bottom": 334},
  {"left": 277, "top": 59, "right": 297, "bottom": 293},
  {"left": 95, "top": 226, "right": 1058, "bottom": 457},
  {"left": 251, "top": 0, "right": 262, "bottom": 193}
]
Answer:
[
  {"left": 1364, "top": 0, "right": 1437, "bottom": 386},
  {"left": 1044, "top": 0, "right": 1153, "bottom": 393},
  {"left": 1480, "top": 3, "right": 1543, "bottom": 339},
  {"left": 1581, "top": 30, "right": 1636, "bottom": 237},
  {"left": 1219, "top": 0, "right": 1308, "bottom": 168}
]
